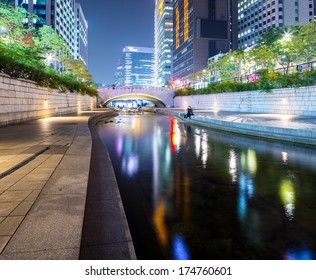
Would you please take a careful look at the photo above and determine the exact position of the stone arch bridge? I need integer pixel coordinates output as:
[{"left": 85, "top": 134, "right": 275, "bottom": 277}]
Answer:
[{"left": 97, "top": 86, "right": 175, "bottom": 107}]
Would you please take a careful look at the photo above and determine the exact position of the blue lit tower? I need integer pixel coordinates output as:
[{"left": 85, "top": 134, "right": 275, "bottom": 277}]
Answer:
[{"left": 121, "top": 46, "right": 155, "bottom": 87}]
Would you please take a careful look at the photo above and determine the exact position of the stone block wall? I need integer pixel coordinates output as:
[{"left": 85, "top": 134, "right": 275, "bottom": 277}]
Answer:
[
  {"left": 174, "top": 86, "right": 316, "bottom": 116},
  {"left": 0, "top": 74, "right": 96, "bottom": 126}
]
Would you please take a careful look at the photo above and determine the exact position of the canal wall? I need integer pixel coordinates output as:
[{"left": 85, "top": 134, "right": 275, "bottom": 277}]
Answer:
[
  {"left": 174, "top": 86, "right": 316, "bottom": 116},
  {"left": 0, "top": 73, "right": 97, "bottom": 126}
]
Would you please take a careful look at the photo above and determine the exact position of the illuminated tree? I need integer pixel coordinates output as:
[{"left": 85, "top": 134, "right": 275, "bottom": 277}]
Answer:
[
  {"left": 33, "top": 25, "right": 69, "bottom": 68},
  {"left": 293, "top": 19, "right": 316, "bottom": 64},
  {"left": 249, "top": 44, "right": 276, "bottom": 70},
  {"left": 64, "top": 58, "right": 93, "bottom": 83},
  {"left": 0, "top": 2, "right": 36, "bottom": 46}
]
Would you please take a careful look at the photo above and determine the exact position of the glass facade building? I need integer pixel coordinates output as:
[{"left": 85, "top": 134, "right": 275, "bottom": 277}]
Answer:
[
  {"left": 14, "top": 0, "right": 87, "bottom": 65},
  {"left": 238, "top": 0, "right": 315, "bottom": 48},
  {"left": 75, "top": 3, "right": 88, "bottom": 66},
  {"left": 114, "top": 64, "right": 124, "bottom": 86},
  {"left": 172, "top": 0, "right": 237, "bottom": 80},
  {"left": 121, "top": 46, "right": 155, "bottom": 87},
  {"left": 154, "top": 0, "right": 173, "bottom": 87}
]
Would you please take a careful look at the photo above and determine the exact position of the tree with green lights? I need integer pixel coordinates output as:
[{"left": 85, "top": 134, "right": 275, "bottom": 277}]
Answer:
[
  {"left": 0, "top": 2, "right": 96, "bottom": 96},
  {"left": 293, "top": 20, "right": 316, "bottom": 65},
  {"left": 33, "top": 25, "right": 69, "bottom": 66},
  {"left": 64, "top": 58, "right": 93, "bottom": 83}
]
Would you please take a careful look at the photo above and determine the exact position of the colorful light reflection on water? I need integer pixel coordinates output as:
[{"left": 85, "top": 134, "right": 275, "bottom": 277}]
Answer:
[{"left": 97, "top": 114, "right": 316, "bottom": 260}]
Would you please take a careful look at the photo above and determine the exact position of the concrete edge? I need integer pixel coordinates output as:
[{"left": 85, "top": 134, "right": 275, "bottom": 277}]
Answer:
[
  {"left": 156, "top": 109, "right": 316, "bottom": 147},
  {"left": 80, "top": 111, "right": 137, "bottom": 260}
]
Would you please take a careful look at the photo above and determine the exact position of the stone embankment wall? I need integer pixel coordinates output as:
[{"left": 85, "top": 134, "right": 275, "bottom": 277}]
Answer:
[
  {"left": 174, "top": 86, "right": 316, "bottom": 116},
  {"left": 0, "top": 74, "right": 96, "bottom": 126}
]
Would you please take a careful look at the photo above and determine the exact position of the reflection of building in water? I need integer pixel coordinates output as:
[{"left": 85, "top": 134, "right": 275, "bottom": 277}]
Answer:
[
  {"left": 172, "top": 235, "right": 190, "bottom": 260},
  {"left": 114, "top": 116, "right": 144, "bottom": 177},
  {"left": 151, "top": 117, "right": 192, "bottom": 258},
  {"left": 238, "top": 173, "right": 254, "bottom": 220},
  {"left": 153, "top": 200, "right": 168, "bottom": 247},
  {"left": 285, "top": 247, "right": 313, "bottom": 260},
  {"left": 121, "top": 154, "right": 139, "bottom": 177},
  {"left": 238, "top": 149, "right": 257, "bottom": 220}
]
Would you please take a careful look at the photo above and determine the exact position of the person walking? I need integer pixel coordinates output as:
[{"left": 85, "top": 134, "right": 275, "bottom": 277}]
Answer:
[{"left": 187, "top": 106, "right": 194, "bottom": 119}]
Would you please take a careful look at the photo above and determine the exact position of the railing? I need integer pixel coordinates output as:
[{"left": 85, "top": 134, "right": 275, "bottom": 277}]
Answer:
[
  {"left": 205, "top": 60, "right": 316, "bottom": 86},
  {"left": 98, "top": 86, "right": 172, "bottom": 92}
]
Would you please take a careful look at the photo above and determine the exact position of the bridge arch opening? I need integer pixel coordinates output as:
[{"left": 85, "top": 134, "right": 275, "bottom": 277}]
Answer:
[{"left": 102, "top": 93, "right": 167, "bottom": 108}]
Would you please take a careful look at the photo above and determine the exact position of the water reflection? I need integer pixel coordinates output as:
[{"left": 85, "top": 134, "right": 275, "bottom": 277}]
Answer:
[
  {"left": 122, "top": 154, "right": 139, "bottom": 177},
  {"left": 238, "top": 173, "right": 254, "bottom": 220},
  {"left": 285, "top": 247, "right": 313, "bottom": 260},
  {"left": 98, "top": 114, "right": 316, "bottom": 260},
  {"left": 194, "top": 128, "right": 209, "bottom": 168},
  {"left": 229, "top": 149, "right": 238, "bottom": 183},
  {"left": 282, "top": 151, "right": 288, "bottom": 163},
  {"left": 279, "top": 179, "right": 296, "bottom": 220},
  {"left": 169, "top": 118, "right": 180, "bottom": 153},
  {"left": 153, "top": 200, "right": 168, "bottom": 247},
  {"left": 173, "top": 235, "right": 190, "bottom": 260}
]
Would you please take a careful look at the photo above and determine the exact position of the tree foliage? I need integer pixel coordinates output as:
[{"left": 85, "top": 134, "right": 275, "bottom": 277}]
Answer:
[
  {"left": 33, "top": 25, "right": 69, "bottom": 63},
  {"left": 208, "top": 20, "right": 316, "bottom": 81},
  {"left": 64, "top": 58, "right": 93, "bottom": 83},
  {"left": 0, "top": 3, "right": 96, "bottom": 96}
]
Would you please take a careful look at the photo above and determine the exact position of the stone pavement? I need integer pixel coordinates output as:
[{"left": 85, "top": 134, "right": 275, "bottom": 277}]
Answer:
[
  {"left": 157, "top": 108, "right": 316, "bottom": 146},
  {"left": 0, "top": 109, "right": 136, "bottom": 260}
]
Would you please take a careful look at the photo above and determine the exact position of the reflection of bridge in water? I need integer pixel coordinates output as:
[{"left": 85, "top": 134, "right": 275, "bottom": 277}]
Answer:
[{"left": 97, "top": 86, "right": 175, "bottom": 108}]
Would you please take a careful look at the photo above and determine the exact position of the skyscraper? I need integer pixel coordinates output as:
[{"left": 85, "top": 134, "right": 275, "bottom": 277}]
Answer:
[
  {"left": 154, "top": 0, "right": 173, "bottom": 87},
  {"left": 14, "top": 0, "right": 87, "bottom": 65},
  {"left": 172, "top": 0, "right": 237, "bottom": 80},
  {"left": 238, "top": 0, "right": 315, "bottom": 48},
  {"left": 114, "top": 64, "right": 124, "bottom": 86},
  {"left": 121, "top": 46, "right": 155, "bottom": 87},
  {"left": 75, "top": 3, "right": 88, "bottom": 66}
]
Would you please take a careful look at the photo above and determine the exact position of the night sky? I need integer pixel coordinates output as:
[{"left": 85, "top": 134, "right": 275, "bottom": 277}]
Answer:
[{"left": 77, "top": 0, "right": 155, "bottom": 85}]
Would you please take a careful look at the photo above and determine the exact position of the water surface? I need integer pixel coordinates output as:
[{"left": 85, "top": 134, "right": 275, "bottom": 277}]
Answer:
[{"left": 97, "top": 113, "right": 316, "bottom": 260}]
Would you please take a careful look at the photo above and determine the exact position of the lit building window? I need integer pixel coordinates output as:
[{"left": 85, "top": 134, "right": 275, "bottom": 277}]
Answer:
[
  {"left": 184, "top": 0, "right": 189, "bottom": 42},
  {"left": 176, "top": 7, "right": 180, "bottom": 49}
]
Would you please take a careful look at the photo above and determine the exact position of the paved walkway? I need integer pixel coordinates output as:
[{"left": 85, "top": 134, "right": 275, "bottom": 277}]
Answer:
[
  {"left": 0, "top": 110, "right": 135, "bottom": 260},
  {"left": 156, "top": 108, "right": 316, "bottom": 146}
]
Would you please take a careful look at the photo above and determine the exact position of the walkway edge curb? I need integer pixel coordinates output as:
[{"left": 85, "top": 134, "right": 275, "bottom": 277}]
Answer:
[
  {"left": 80, "top": 111, "right": 137, "bottom": 260},
  {"left": 157, "top": 109, "right": 316, "bottom": 147}
]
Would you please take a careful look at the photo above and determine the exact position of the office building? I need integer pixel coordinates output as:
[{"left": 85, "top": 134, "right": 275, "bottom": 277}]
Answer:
[
  {"left": 172, "top": 0, "right": 237, "bottom": 80},
  {"left": 75, "top": 3, "right": 88, "bottom": 65},
  {"left": 120, "top": 46, "right": 155, "bottom": 87},
  {"left": 114, "top": 64, "right": 124, "bottom": 86},
  {"left": 238, "top": 0, "right": 315, "bottom": 48},
  {"left": 14, "top": 0, "right": 87, "bottom": 64},
  {"left": 154, "top": 0, "right": 173, "bottom": 87}
]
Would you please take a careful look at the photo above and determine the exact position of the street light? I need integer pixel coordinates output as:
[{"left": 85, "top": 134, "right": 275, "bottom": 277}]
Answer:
[{"left": 282, "top": 31, "right": 292, "bottom": 42}]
